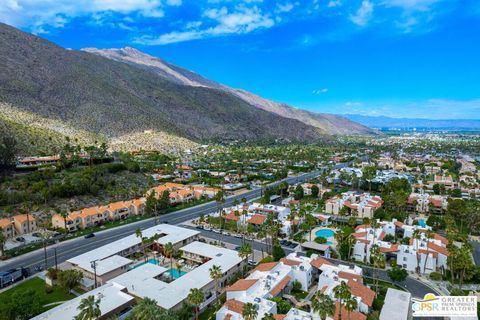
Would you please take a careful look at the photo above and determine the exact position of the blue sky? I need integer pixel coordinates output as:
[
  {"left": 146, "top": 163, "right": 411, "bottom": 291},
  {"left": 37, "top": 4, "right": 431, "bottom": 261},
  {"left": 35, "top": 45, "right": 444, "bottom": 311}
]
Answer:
[{"left": 1, "top": 0, "right": 479, "bottom": 119}]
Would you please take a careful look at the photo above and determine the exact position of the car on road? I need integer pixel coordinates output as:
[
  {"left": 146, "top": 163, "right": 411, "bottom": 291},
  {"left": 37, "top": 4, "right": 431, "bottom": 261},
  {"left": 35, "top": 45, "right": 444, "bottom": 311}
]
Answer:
[
  {"left": 203, "top": 227, "right": 211, "bottom": 231},
  {"left": 234, "top": 234, "right": 242, "bottom": 238},
  {"left": 15, "top": 237, "right": 25, "bottom": 242},
  {"left": 288, "top": 242, "right": 297, "bottom": 248},
  {"left": 195, "top": 225, "right": 204, "bottom": 229},
  {"left": 248, "top": 260, "right": 256, "bottom": 266},
  {"left": 280, "top": 240, "right": 288, "bottom": 245},
  {"left": 284, "top": 241, "right": 292, "bottom": 247},
  {"left": 84, "top": 233, "right": 95, "bottom": 239}
]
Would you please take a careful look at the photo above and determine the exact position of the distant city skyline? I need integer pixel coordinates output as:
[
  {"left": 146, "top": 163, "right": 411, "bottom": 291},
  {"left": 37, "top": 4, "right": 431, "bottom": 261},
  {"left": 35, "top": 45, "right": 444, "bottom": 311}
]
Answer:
[{"left": 1, "top": 0, "right": 479, "bottom": 119}]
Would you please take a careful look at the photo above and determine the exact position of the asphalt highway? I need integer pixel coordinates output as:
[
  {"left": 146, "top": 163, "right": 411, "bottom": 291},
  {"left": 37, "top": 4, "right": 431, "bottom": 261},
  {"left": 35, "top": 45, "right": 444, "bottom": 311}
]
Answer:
[{"left": 0, "top": 171, "right": 319, "bottom": 273}]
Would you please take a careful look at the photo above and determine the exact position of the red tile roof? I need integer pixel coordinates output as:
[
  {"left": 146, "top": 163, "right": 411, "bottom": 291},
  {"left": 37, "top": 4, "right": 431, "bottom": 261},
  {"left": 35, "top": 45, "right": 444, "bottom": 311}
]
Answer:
[
  {"left": 280, "top": 258, "right": 301, "bottom": 267},
  {"left": 248, "top": 214, "right": 267, "bottom": 225},
  {"left": 338, "top": 271, "right": 363, "bottom": 282},
  {"left": 434, "top": 233, "right": 448, "bottom": 245},
  {"left": 224, "top": 299, "right": 245, "bottom": 314},
  {"left": 270, "top": 276, "right": 291, "bottom": 296},
  {"left": 348, "top": 280, "right": 375, "bottom": 307},
  {"left": 273, "top": 315, "right": 286, "bottom": 320},
  {"left": 334, "top": 302, "right": 367, "bottom": 320},
  {"left": 253, "top": 262, "right": 278, "bottom": 272},
  {"left": 310, "top": 257, "right": 333, "bottom": 269},
  {"left": 428, "top": 242, "right": 449, "bottom": 256},
  {"left": 226, "top": 279, "right": 258, "bottom": 292},
  {"left": 379, "top": 244, "right": 399, "bottom": 253}
]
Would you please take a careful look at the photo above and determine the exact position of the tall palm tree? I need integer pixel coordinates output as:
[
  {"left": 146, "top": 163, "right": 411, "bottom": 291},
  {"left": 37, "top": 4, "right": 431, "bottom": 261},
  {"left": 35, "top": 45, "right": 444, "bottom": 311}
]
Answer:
[
  {"left": 75, "top": 295, "right": 101, "bottom": 320},
  {"left": 344, "top": 296, "right": 358, "bottom": 320},
  {"left": 333, "top": 281, "right": 352, "bottom": 320},
  {"left": 413, "top": 229, "right": 422, "bottom": 274},
  {"left": 422, "top": 230, "right": 434, "bottom": 274},
  {"left": 163, "top": 242, "right": 175, "bottom": 275},
  {"left": 311, "top": 293, "right": 335, "bottom": 320},
  {"left": 135, "top": 228, "right": 148, "bottom": 263},
  {"left": 238, "top": 243, "right": 252, "bottom": 277},
  {"left": 187, "top": 288, "right": 204, "bottom": 320},
  {"left": 242, "top": 302, "right": 258, "bottom": 320},
  {"left": 0, "top": 228, "right": 5, "bottom": 257},
  {"left": 59, "top": 209, "right": 69, "bottom": 235},
  {"left": 209, "top": 264, "right": 223, "bottom": 299},
  {"left": 131, "top": 297, "right": 161, "bottom": 320}
]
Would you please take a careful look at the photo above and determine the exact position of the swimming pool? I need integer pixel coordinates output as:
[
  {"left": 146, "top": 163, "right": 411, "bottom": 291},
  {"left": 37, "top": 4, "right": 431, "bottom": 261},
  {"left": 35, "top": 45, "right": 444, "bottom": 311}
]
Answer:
[
  {"left": 132, "top": 259, "right": 160, "bottom": 269},
  {"left": 315, "top": 229, "right": 335, "bottom": 238},
  {"left": 418, "top": 219, "right": 427, "bottom": 228},
  {"left": 167, "top": 268, "right": 187, "bottom": 279}
]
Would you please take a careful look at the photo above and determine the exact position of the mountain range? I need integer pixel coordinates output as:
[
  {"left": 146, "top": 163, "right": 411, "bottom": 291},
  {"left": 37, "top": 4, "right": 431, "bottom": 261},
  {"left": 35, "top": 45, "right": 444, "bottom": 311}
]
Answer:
[
  {"left": 344, "top": 114, "right": 480, "bottom": 131},
  {"left": 0, "top": 23, "right": 374, "bottom": 154}
]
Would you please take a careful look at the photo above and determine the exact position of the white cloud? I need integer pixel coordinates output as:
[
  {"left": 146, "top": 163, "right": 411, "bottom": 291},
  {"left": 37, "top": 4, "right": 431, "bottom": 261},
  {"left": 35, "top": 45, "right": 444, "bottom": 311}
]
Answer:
[
  {"left": 383, "top": 0, "right": 440, "bottom": 11},
  {"left": 350, "top": 0, "right": 374, "bottom": 26},
  {"left": 276, "top": 2, "right": 296, "bottom": 13},
  {"left": 327, "top": 0, "right": 342, "bottom": 8},
  {"left": 312, "top": 88, "right": 329, "bottom": 94},
  {"left": 136, "top": 5, "right": 275, "bottom": 45},
  {"left": 0, "top": 0, "right": 179, "bottom": 32}
]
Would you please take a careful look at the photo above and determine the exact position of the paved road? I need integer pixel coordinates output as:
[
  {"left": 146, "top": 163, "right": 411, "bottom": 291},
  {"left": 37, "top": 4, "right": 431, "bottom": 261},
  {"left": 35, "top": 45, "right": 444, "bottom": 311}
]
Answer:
[{"left": 0, "top": 171, "right": 319, "bottom": 273}]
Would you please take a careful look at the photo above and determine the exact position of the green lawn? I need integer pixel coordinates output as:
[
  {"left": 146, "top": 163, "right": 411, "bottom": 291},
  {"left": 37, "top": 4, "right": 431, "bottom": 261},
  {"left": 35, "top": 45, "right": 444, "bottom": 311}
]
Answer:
[{"left": 0, "top": 277, "right": 75, "bottom": 313}]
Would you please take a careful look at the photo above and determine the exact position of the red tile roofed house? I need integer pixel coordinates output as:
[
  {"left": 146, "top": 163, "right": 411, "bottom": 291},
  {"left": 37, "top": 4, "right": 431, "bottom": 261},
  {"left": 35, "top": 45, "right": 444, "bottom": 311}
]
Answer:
[
  {"left": 107, "top": 201, "right": 132, "bottom": 220},
  {"left": 427, "top": 242, "right": 449, "bottom": 257},
  {"left": 224, "top": 211, "right": 240, "bottom": 222},
  {"left": 12, "top": 214, "right": 37, "bottom": 235},
  {"left": 130, "top": 198, "right": 146, "bottom": 215},
  {"left": 347, "top": 280, "right": 375, "bottom": 310},
  {"left": 273, "top": 315, "right": 286, "bottom": 320},
  {"left": 223, "top": 299, "right": 245, "bottom": 314},
  {"left": 355, "top": 224, "right": 371, "bottom": 231},
  {"left": 248, "top": 214, "right": 267, "bottom": 226},
  {"left": 379, "top": 244, "right": 399, "bottom": 253},
  {"left": 394, "top": 220, "right": 405, "bottom": 228},
  {"left": 0, "top": 218, "right": 15, "bottom": 239},
  {"left": 433, "top": 233, "right": 448, "bottom": 245}
]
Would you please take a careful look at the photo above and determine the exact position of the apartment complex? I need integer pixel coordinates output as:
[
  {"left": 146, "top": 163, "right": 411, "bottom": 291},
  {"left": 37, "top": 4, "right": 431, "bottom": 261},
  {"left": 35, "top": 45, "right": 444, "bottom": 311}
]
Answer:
[
  {"left": 325, "top": 192, "right": 383, "bottom": 218},
  {"left": 0, "top": 214, "right": 38, "bottom": 239},
  {"left": 34, "top": 225, "right": 244, "bottom": 319}
]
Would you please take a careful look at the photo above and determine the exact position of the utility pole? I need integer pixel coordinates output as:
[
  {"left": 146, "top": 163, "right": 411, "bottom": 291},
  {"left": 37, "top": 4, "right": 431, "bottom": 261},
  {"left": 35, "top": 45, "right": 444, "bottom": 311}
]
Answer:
[
  {"left": 91, "top": 260, "right": 98, "bottom": 289},
  {"left": 54, "top": 248, "right": 58, "bottom": 270}
]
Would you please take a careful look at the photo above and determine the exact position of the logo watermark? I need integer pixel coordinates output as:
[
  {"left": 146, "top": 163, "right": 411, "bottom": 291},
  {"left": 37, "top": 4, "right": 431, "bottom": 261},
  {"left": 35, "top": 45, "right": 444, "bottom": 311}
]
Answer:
[{"left": 412, "top": 293, "right": 477, "bottom": 317}]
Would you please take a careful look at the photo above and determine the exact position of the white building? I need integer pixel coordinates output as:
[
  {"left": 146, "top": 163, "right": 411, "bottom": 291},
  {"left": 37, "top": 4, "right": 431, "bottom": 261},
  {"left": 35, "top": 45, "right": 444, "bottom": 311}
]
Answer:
[
  {"left": 216, "top": 253, "right": 314, "bottom": 320},
  {"left": 325, "top": 192, "right": 383, "bottom": 218},
  {"left": 379, "top": 288, "right": 411, "bottom": 320}
]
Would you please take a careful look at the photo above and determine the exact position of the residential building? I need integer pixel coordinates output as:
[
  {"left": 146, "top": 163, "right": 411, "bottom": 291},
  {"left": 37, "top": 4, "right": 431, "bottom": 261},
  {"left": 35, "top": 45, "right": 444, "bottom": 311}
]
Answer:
[
  {"left": 0, "top": 218, "right": 15, "bottom": 239},
  {"left": 379, "top": 288, "right": 411, "bottom": 320},
  {"left": 12, "top": 214, "right": 37, "bottom": 235},
  {"left": 325, "top": 192, "right": 383, "bottom": 218},
  {"left": 67, "top": 224, "right": 200, "bottom": 286}
]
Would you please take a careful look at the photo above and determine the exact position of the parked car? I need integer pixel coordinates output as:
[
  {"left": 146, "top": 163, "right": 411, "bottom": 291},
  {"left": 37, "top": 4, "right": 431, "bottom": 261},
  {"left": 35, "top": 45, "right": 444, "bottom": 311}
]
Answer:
[
  {"left": 280, "top": 240, "right": 288, "bottom": 245},
  {"left": 84, "top": 233, "right": 95, "bottom": 239},
  {"left": 248, "top": 260, "right": 256, "bottom": 266},
  {"left": 284, "top": 241, "right": 292, "bottom": 247},
  {"left": 288, "top": 242, "right": 297, "bottom": 248},
  {"left": 15, "top": 237, "right": 25, "bottom": 242}
]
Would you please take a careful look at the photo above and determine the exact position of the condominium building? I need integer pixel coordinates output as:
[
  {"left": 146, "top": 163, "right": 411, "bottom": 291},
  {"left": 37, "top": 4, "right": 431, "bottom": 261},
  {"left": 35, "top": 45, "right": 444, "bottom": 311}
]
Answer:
[{"left": 325, "top": 192, "right": 383, "bottom": 218}]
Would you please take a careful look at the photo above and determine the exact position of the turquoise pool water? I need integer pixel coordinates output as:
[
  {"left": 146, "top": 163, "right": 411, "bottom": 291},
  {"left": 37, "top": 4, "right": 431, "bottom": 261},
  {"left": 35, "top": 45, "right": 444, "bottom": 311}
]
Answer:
[
  {"left": 167, "top": 268, "right": 187, "bottom": 279},
  {"left": 418, "top": 219, "right": 427, "bottom": 228},
  {"left": 315, "top": 229, "right": 335, "bottom": 238},
  {"left": 315, "top": 229, "right": 335, "bottom": 245},
  {"left": 132, "top": 259, "right": 160, "bottom": 269}
]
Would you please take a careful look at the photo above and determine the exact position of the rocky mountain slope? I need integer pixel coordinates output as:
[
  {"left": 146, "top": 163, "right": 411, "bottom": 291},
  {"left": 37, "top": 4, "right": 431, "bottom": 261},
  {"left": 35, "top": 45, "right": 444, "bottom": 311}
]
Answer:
[
  {"left": 84, "top": 47, "right": 376, "bottom": 136},
  {"left": 0, "top": 23, "right": 374, "bottom": 155}
]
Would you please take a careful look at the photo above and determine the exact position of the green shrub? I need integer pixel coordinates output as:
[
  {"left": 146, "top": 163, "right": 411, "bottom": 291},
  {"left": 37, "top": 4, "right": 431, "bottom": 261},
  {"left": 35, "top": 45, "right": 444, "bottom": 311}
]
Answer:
[{"left": 429, "top": 272, "right": 442, "bottom": 281}]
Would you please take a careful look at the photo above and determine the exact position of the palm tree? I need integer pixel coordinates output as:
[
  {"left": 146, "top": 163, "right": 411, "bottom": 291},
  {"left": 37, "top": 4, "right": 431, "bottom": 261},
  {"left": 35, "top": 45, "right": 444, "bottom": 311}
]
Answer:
[
  {"left": 311, "top": 293, "right": 335, "bottom": 320},
  {"left": 187, "top": 288, "right": 204, "bottom": 320},
  {"left": 261, "top": 314, "right": 275, "bottom": 320},
  {"left": 238, "top": 243, "right": 252, "bottom": 276},
  {"left": 242, "top": 302, "right": 258, "bottom": 320},
  {"left": 413, "top": 229, "right": 422, "bottom": 274},
  {"left": 135, "top": 228, "right": 148, "bottom": 263},
  {"left": 59, "top": 209, "right": 69, "bottom": 234},
  {"left": 422, "top": 230, "right": 434, "bottom": 274},
  {"left": 131, "top": 297, "right": 161, "bottom": 320},
  {"left": 344, "top": 296, "right": 358, "bottom": 320},
  {"left": 163, "top": 242, "right": 175, "bottom": 275},
  {"left": 333, "top": 281, "right": 352, "bottom": 320},
  {"left": 209, "top": 264, "right": 223, "bottom": 299},
  {"left": 0, "top": 228, "right": 5, "bottom": 257},
  {"left": 75, "top": 295, "right": 101, "bottom": 320}
]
